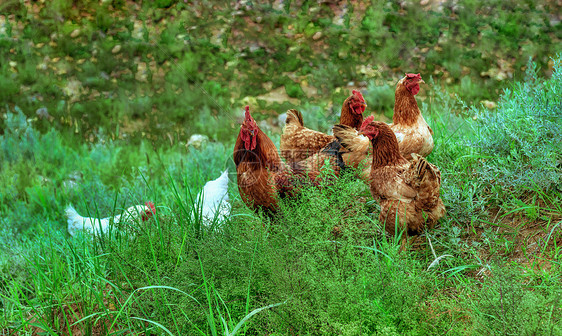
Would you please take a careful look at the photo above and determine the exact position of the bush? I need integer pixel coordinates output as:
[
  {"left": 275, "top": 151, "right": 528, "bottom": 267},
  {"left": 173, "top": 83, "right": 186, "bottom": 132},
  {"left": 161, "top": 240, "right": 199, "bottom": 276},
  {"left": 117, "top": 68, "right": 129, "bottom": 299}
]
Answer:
[
  {"left": 470, "top": 267, "right": 562, "bottom": 335},
  {"left": 468, "top": 56, "right": 562, "bottom": 192}
]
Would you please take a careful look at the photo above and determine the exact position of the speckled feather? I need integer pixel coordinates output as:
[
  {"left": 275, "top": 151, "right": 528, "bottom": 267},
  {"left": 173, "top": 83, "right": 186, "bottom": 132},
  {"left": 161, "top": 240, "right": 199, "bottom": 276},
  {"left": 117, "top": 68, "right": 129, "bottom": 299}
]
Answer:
[
  {"left": 366, "top": 122, "right": 445, "bottom": 235},
  {"left": 291, "top": 140, "right": 345, "bottom": 185},
  {"left": 332, "top": 124, "right": 372, "bottom": 181},
  {"left": 280, "top": 91, "right": 366, "bottom": 165},
  {"left": 390, "top": 74, "right": 434, "bottom": 159},
  {"left": 280, "top": 109, "right": 335, "bottom": 164}
]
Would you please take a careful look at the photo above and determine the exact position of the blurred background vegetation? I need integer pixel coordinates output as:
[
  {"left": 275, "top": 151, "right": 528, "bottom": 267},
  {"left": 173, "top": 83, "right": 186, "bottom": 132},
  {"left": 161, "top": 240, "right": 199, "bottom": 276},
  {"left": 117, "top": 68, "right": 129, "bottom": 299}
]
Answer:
[{"left": 1, "top": 0, "right": 560, "bottom": 143}]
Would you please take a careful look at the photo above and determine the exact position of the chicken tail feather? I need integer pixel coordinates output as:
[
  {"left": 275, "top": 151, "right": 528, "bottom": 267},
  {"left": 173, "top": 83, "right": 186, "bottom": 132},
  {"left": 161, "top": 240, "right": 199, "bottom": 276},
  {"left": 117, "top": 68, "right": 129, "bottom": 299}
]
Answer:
[
  {"left": 321, "top": 139, "right": 346, "bottom": 171},
  {"left": 408, "top": 154, "right": 442, "bottom": 210},
  {"left": 332, "top": 124, "right": 370, "bottom": 153},
  {"left": 332, "top": 124, "right": 371, "bottom": 168},
  {"left": 332, "top": 124, "right": 356, "bottom": 149},
  {"left": 285, "top": 109, "right": 304, "bottom": 127},
  {"left": 411, "top": 153, "right": 437, "bottom": 183},
  {"left": 65, "top": 205, "right": 80, "bottom": 221}
]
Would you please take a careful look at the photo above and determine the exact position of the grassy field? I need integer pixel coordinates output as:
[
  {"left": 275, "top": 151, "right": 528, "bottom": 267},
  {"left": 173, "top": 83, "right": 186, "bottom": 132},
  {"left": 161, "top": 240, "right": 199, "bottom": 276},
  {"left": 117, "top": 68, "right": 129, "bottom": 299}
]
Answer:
[{"left": 1, "top": 1, "right": 562, "bottom": 335}]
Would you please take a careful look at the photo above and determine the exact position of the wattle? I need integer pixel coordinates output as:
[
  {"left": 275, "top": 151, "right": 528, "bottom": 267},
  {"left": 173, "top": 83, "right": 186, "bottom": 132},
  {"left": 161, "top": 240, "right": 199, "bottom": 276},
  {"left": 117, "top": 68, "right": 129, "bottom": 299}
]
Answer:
[
  {"left": 242, "top": 132, "right": 257, "bottom": 150},
  {"left": 356, "top": 105, "right": 366, "bottom": 114},
  {"left": 351, "top": 104, "right": 365, "bottom": 115},
  {"left": 250, "top": 135, "right": 257, "bottom": 150},
  {"left": 408, "top": 84, "right": 420, "bottom": 96}
]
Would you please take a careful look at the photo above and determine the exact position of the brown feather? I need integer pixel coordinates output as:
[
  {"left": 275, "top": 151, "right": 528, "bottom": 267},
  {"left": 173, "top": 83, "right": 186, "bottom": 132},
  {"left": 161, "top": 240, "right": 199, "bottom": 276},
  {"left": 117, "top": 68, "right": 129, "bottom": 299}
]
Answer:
[
  {"left": 332, "top": 124, "right": 372, "bottom": 181},
  {"left": 293, "top": 146, "right": 342, "bottom": 185},
  {"left": 365, "top": 121, "right": 445, "bottom": 235},
  {"left": 390, "top": 75, "right": 434, "bottom": 159},
  {"left": 280, "top": 109, "right": 335, "bottom": 164},
  {"left": 280, "top": 91, "right": 366, "bottom": 165},
  {"left": 332, "top": 125, "right": 370, "bottom": 164},
  {"left": 392, "top": 81, "right": 420, "bottom": 126}
]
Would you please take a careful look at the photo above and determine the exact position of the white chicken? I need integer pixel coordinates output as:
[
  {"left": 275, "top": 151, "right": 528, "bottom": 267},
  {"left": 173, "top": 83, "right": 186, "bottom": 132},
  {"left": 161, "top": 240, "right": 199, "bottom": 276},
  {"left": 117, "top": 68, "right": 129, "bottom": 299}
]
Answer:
[
  {"left": 192, "top": 170, "right": 231, "bottom": 226},
  {"left": 66, "top": 202, "right": 156, "bottom": 237}
]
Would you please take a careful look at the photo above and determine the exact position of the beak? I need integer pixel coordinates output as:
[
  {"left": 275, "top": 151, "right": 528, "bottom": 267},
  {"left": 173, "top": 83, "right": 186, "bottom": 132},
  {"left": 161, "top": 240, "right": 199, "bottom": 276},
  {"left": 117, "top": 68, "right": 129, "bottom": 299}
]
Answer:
[
  {"left": 361, "top": 102, "right": 367, "bottom": 108},
  {"left": 419, "top": 79, "right": 425, "bottom": 84}
]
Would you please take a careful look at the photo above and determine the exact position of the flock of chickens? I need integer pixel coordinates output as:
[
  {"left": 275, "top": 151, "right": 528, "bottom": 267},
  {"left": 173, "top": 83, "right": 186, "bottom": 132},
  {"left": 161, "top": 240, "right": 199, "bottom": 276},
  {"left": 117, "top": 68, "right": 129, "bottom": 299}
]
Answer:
[
  {"left": 235, "top": 73, "right": 445, "bottom": 236},
  {"left": 66, "top": 73, "right": 445, "bottom": 240}
]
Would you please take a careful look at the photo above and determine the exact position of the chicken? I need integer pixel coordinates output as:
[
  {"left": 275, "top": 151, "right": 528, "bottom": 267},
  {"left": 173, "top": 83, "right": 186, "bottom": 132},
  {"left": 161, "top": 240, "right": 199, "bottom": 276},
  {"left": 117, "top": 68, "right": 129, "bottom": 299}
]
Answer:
[
  {"left": 192, "top": 170, "right": 231, "bottom": 226},
  {"left": 66, "top": 202, "right": 156, "bottom": 237},
  {"left": 280, "top": 90, "right": 366, "bottom": 164},
  {"left": 234, "top": 105, "right": 290, "bottom": 214},
  {"left": 234, "top": 106, "right": 343, "bottom": 214},
  {"left": 360, "top": 120, "right": 445, "bottom": 236},
  {"left": 391, "top": 73, "right": 434, "bottom": 159}
]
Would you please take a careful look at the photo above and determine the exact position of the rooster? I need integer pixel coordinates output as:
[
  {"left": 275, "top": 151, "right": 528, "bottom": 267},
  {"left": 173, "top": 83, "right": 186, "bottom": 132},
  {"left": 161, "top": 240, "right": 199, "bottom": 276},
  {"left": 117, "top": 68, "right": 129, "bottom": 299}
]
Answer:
[
  {"left": 66, "top": 202, "right": 156, "bottom": 237},
  {"left": 234, "top": 106, "right": 343, "bottom": 214},
  {"left": 280, "top": 90, "right": 366, "bottom": 164},
  {"left": 360, "top": 120, "right": 445, "bottom": 236},
  {"left": 192, "top": 170, "right": 231, "bottom": 226}
]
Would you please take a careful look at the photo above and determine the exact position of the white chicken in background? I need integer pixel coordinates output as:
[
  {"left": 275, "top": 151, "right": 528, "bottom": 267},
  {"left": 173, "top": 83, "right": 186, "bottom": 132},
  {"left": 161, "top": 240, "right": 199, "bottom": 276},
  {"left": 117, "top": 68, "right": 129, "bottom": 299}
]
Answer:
[
  {"left": 66, "top": 202, "right": 156, "bottom": 237},
  {"left": 193, "top": 170, "right": 231, "bottom": 226}
]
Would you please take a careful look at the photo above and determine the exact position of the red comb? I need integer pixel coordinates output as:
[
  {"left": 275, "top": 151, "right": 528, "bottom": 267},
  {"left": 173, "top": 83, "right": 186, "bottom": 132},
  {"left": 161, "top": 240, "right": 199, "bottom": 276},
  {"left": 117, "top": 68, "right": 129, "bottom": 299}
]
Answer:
[
  {"left": 244, "top": 105, "right": 251, "bottom": 119},
  {"left": 406, "top": 73, "right": 422, "bottom": 80},
  {"left": 360, "top": 115, "right": 375, "bottom": 131},
  {"left": 352, "top": 89, "right": 365, "bottom": 102},
  {"left": 145, "top": 201, "right": 156, "bottom": 215}
]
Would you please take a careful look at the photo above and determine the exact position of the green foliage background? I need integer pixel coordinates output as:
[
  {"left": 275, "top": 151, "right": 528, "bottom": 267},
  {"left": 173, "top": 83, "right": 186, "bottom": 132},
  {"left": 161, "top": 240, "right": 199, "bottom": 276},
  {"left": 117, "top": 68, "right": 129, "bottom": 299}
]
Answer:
[{"left": 0, "top": 0, "right": 560, "bottom": 142}]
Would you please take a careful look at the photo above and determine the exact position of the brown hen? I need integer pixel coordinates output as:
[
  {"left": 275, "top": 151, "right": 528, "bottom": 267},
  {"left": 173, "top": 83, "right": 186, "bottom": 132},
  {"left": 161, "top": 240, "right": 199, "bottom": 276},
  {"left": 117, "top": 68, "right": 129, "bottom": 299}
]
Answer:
[
  {"left": 391, "top": 73, "right": 434, "bottom": 159},
  {"left": 280, "top": 90, "right": 366, "bottom": 164},
  {"left": 361, "top": 120, "right": 445, "bottom": 236}
]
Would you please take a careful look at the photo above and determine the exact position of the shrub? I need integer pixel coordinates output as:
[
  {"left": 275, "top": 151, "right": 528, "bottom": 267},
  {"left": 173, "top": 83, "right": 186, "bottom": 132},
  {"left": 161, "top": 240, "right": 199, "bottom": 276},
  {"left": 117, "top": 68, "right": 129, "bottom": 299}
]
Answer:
[
  {"left": 468, "top": 56, "right": 562, "bottom": 193},
  {"left": 470, "top": 267, "right": 562, "bottom": 335},
  {"left": 364, "top": 81, "right": 395, "bottom": 118}
]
